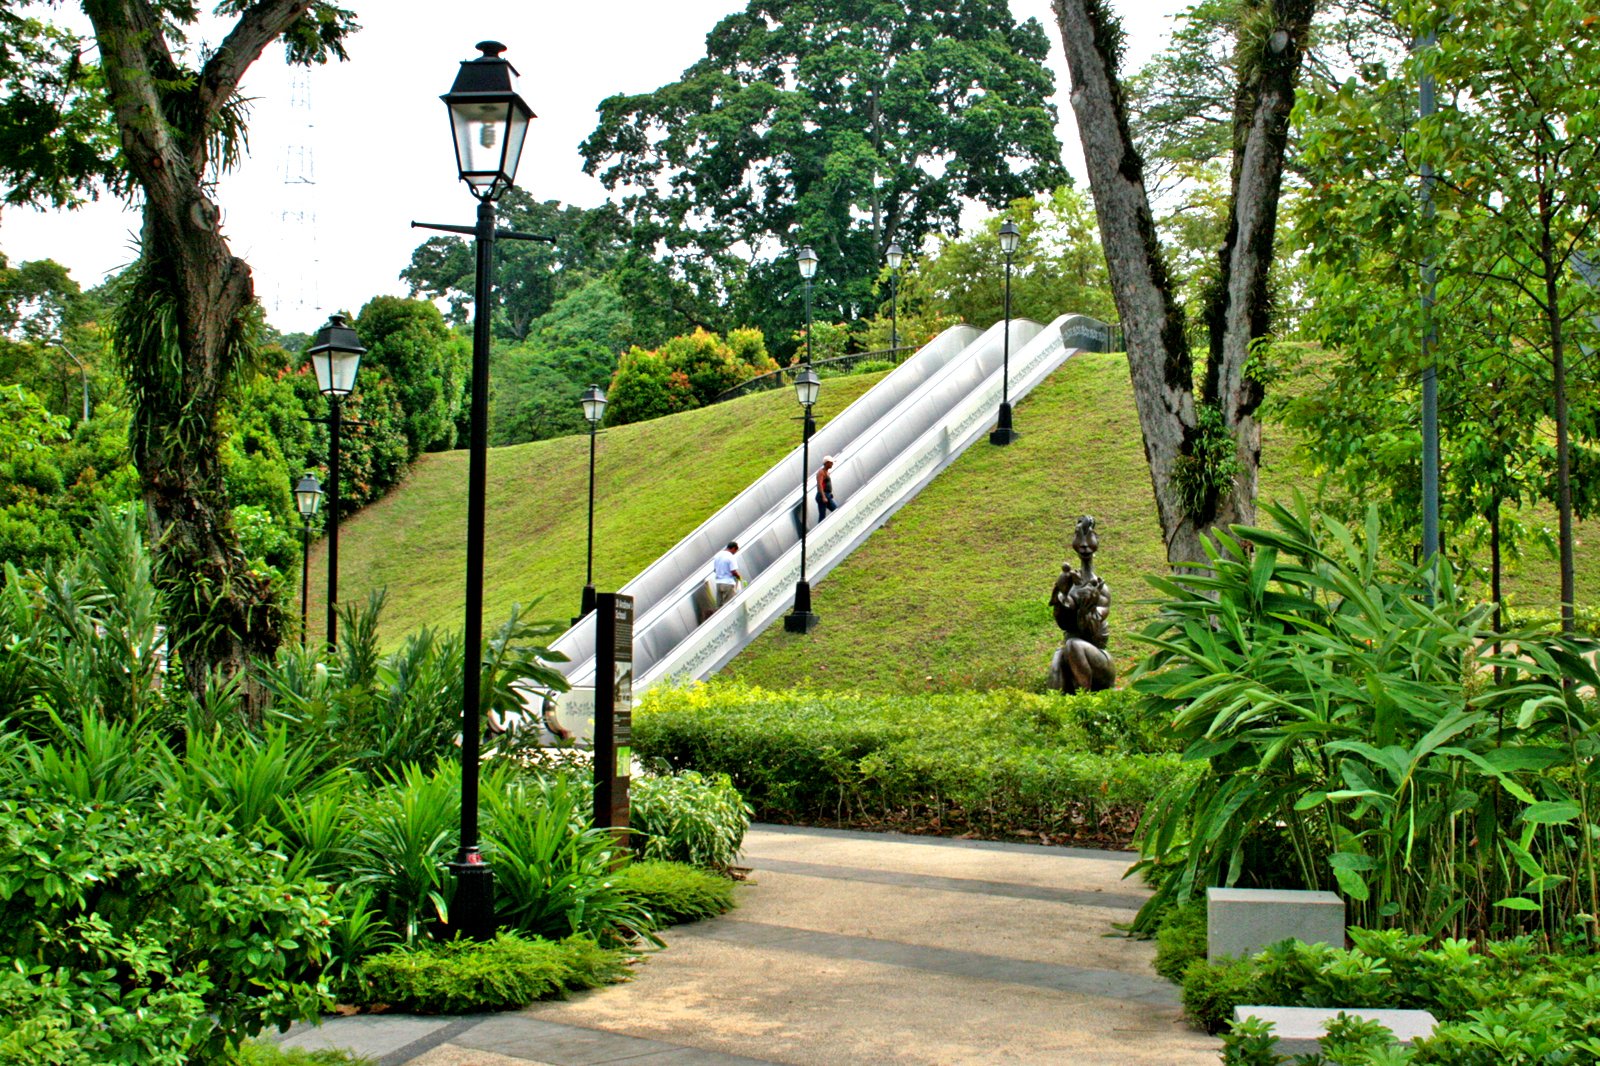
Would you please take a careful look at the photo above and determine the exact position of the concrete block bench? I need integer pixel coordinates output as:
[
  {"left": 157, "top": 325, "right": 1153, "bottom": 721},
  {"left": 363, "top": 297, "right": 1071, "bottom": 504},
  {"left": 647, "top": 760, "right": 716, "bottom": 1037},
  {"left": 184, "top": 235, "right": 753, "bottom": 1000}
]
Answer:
[
  {"left": 1207, "top": 887, "right": 1345, "bottom": 960},
  {"left": 1233, "top": 1006, "right": 1439, "bottom": 1056}
]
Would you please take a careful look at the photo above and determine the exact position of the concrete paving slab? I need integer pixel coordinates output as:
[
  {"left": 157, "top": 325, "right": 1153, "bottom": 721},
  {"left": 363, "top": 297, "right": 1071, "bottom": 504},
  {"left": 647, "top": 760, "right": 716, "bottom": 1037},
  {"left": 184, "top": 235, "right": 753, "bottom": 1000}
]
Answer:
[
  {"left": 299, "top": 825, "right": 1218, "bottom": 1066},
  {"left": 276, "top": 1015, "right": 456, "bottom": 1059},
  {"left": 734, "top": 866, "right": 1155, "bottom": 976}
]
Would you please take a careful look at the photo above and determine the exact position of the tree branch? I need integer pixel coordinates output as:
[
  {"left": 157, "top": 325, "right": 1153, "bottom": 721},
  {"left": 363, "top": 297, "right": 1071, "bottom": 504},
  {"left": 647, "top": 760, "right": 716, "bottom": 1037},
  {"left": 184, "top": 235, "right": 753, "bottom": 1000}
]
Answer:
[{"left": 197, "top": 1, "right": 315, "bottom": 127}]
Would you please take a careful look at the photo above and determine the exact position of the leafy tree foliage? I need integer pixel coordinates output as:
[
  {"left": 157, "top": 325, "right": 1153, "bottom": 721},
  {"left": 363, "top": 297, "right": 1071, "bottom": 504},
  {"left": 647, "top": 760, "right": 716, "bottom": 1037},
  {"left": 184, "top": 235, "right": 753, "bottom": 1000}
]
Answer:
[
  {"left": 581, "top": 0, "right": 1068, "bottom": 358},
  {"left": 354, "top": 296, "right": 468, "bottom": 455},
  {"left": 917, "top": 188, "right": 1115, "bottom": 327},
  {"left": 400, "top": 191, "right": 619, "bottom": 341},
  {"left": 0, "top": 12, "right": 123, "bottom": 209},
  {"left": 1287, "top": 0, "right": 1600, "bottom": 627},
  {"left": 487, "top": 277, "right": 638, "bottom": 447},
  {"left": 4, "top": 1, "right": 362, "bottom": 702}
]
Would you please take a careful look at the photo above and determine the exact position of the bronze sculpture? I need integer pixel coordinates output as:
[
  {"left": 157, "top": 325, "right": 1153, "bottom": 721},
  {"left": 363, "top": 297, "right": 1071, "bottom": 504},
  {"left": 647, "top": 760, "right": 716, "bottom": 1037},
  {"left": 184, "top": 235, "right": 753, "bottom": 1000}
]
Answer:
[{"left": 1049, "top": 515, "right": 1115, "bottom": 693}]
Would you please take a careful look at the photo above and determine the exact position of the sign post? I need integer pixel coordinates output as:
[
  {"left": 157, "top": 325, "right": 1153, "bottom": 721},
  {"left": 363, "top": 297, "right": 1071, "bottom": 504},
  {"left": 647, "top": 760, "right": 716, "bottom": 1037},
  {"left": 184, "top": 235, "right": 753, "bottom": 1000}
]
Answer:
[{"left": 592, "top": 592, "right": 633, "bottom": 837}]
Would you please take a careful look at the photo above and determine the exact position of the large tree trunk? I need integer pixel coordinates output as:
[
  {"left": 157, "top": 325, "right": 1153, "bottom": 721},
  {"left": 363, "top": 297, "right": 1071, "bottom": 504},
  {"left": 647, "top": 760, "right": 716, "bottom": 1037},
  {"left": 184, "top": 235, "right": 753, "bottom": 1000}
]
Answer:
[
  {"left": 85, "top": 0, "right": 315, "bottom": 698},
  {"left": 1052, "top": 0, "right": 1315, "bottom": 566}
]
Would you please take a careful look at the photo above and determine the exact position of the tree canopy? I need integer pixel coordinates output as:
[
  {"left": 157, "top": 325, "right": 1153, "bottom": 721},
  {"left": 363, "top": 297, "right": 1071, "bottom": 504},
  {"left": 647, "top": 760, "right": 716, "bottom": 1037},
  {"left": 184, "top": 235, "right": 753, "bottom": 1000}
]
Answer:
[{"left": 581, "top": 0, "right": 1069, "bottom": 357}]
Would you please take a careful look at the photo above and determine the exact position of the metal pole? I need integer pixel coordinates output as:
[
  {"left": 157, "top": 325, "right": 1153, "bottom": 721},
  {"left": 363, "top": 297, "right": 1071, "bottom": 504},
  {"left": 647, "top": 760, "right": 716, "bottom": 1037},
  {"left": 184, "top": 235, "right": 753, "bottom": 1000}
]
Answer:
[
  {"left": 1003, "top": 253, "right": 1012, "bottom": 407},
  {"left": 1419, "top": 29, "right": 1440, "bottom": 565},
  {"left": 452, "top": 197, "right": 497, "bottom": 939},
  {"left": 890, "top": 270, "right": 898, "bottom": 355},
  {"left": 785, "top": 279, "right": 819, "bottom": 634},
  {"left": 326, "top": 396, "right": 342, "bottom": 649},
  {"left": 581, "top": 418, "right": 597, "bottom": 619},
  {"left": 991, "top": 252, "right": 1018, "bottom": 445},
  {"left": 300, "top": 520, "right": 311, "bottom": 650}
]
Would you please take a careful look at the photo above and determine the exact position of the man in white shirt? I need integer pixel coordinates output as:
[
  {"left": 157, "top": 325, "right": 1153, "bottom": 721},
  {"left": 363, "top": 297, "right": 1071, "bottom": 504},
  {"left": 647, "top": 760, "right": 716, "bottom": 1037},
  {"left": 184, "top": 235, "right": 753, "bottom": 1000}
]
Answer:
[{"left": 709, "top": 541, "right": 742, "bottom": 614}]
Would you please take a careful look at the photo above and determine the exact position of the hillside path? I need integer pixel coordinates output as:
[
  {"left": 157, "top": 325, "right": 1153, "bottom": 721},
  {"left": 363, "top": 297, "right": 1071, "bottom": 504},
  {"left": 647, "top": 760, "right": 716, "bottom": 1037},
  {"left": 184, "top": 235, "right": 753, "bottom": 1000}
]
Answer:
[{"left": 278, "top": 825, "right": 1220, "bottom": 1065}]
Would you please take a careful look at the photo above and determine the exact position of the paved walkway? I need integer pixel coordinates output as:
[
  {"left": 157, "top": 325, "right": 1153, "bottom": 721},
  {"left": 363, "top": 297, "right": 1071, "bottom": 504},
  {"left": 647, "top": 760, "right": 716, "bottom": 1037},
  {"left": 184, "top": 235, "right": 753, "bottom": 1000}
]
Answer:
[{"left": 278, "top": 825, "right": 1220, "bottom": 1065}]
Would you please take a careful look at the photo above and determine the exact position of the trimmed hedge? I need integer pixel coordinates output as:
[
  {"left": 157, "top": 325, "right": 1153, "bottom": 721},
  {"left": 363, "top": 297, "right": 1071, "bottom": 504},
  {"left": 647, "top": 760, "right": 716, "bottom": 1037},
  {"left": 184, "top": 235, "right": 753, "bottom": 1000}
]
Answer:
[{"left": 633, "top": 682, "right": 1187, "bottom": 846}]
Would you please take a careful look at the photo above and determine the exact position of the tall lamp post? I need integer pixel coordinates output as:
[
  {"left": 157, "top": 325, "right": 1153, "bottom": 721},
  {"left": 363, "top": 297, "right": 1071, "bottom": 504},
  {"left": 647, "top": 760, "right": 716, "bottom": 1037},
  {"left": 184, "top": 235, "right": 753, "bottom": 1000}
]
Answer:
[
  {"left": 416, "top": 40, "right": 536, "bottom": 941},
  {"left": 306, "top": 314, "right": 365, "bottom": 647},
  {"left": 885, "top": 241, "right": 903, "bottom": 356},
  {"left": 785, "top": 245, "right": 821, "bottom": 634},
  {"left": 577, "top": 383, "right": 607, "bottom": 622},
  {"left": 990, "top": 219, "right": 1021, "bottom": 446},
  {"left": 784, "top": 364, "right": 822, "bottom": 634},
  {"left": 293, "top": 473, "right": 323, "bottom": 649},
  {"left": 796, "top": 245, "right": 818, "bottom": 435}
]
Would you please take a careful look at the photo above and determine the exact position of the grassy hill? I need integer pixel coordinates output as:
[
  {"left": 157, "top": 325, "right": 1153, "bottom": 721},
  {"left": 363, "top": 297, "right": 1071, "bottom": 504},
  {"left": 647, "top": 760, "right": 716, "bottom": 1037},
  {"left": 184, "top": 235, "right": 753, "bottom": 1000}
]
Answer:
[
  {"left": 308, "top": 374, "right": 884, "bottom": 646},
  {"left": 317, "top": 351, "right": 1595, "bottom": 690}
]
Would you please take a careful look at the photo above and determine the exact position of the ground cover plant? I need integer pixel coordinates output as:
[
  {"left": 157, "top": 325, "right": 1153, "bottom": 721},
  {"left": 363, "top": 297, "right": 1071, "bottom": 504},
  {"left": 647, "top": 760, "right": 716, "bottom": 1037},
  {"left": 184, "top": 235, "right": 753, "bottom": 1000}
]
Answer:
[
  {"left": 614, "top": 860, "right": 738, "bottom": 926},
  {"left": 358, "top": 933, "right": 627, "bottom": 1015},
  {"left": 634, "top": 681, "right": 1185, "bottom": 847},
  {"left": 1130, "top": 496, "right": 1600, "bottom": 943},
  {"left": 1186, "top": 930, "right": 1600, "bottom": 1063}
]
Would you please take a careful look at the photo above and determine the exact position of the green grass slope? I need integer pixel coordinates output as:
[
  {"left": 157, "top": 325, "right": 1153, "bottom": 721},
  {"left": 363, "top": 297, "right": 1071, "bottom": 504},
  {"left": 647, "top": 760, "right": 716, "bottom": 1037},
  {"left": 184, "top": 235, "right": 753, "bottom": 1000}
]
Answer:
[
  {"left": 318, "top": 350, "right": 1595, "bottom": 687},
  {"left": 723, "top": 351, "right": 1598, "bottom": 692},
  {"left": 309, "top": 375, "right": 883, "bottom": 646}
]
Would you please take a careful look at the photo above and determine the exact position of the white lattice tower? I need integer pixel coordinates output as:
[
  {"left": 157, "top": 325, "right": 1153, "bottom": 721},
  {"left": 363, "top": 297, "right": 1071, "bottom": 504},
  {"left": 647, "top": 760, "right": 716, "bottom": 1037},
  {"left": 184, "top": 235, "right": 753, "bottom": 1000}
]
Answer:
[{"left": 269, "top": 63, "right": 320, "bottom": 322}]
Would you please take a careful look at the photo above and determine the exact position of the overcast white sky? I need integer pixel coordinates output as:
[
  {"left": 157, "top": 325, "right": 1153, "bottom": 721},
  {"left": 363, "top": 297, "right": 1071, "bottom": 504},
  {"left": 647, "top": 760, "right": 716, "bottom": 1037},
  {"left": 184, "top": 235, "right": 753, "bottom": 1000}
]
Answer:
[{"left": 0, "top": 1, "right": 1191, "bottom": 333}]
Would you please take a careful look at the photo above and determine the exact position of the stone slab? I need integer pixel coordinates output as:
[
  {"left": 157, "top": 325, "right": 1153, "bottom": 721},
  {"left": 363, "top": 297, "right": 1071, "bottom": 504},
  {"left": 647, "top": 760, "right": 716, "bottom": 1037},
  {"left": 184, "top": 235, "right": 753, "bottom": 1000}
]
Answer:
[
  {"left": 1233, "top": 1006, "right": 1439, "bottom": 1056},
  {"left": 275, "top": 1015, "right": 455, "bottom": 1059},
  {"left": 1207, "top": 886, "right": 1345, "bottom": 960}
]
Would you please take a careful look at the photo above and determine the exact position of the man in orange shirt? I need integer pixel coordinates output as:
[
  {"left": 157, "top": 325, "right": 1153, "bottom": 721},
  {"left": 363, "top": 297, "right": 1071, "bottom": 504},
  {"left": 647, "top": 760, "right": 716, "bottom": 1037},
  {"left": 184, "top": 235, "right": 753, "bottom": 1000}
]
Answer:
[{"left": 815, "top": 455, "right": 838, "bottom": 522}]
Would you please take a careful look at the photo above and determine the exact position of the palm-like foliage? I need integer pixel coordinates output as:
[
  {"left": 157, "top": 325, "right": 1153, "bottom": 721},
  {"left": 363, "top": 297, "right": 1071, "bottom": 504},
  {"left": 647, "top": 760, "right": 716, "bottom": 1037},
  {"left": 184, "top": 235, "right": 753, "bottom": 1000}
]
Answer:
[
  {"left": 1132, "top": 496, "right": 1600, "bottom": 941},
  {"left": 484, "top": 771, "right": 655, "bottom": 946}
]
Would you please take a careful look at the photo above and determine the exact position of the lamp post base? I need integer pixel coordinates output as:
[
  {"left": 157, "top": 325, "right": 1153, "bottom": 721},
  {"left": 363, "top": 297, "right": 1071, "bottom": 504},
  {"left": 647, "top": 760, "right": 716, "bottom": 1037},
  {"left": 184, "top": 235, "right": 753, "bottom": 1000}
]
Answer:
[
  {"left": 989, "top": 402, "right": 1019, "bottom": 446},
  {"left": 447, "top": 853, "right": 497, "bottom": 941},
  {"left": 784, "top": 580, "right": 820, "bottom": 633},
  {"left": 573, "top": 584, "right": 597, "bottom": 628}
]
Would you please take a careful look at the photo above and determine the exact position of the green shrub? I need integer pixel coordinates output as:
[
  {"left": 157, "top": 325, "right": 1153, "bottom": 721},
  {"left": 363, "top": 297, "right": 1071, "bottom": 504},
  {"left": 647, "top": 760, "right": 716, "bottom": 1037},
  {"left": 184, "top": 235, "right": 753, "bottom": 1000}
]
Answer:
[
  {"left": 357, "top": 932, "right": 626, "bottom": 1014},
  {"left": 630, "top": 770, "right": 752, "bottom": 870},
  {"left": 1182, "top": 956, "right": 1260, "bottom": 1034},
  {"left": 616, "top": 860, "right": 737, "bottom": 926},
  {"left": 1186, "top": 929, "right": 1600, "bottom": 1056},
  {"left": 0, "top": 798, "right": 336, "bottom": 1064},
  {"left": 851, "top": 358, "right": 896, "bottom": 374},
  {"left": 634, "top": 682, "right": 1186, "bottom": 846},
  {"left": 1153, "top": 901, "right": 1207, "bottom": 983}
]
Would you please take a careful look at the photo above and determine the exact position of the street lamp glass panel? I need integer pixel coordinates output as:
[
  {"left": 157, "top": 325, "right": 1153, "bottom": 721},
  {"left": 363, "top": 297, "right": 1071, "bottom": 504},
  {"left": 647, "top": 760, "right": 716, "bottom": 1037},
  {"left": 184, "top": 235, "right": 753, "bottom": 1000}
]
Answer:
[
  {"left": 580, "top": 383, "right": 607, "bottom": 425},
  {"left": 794, "top": 366, "right": 821, "bottom": 407},
  {"left": 442, "top": 42, "right": 535, "bottom": 201},
  {"left": 294, "top": 473, "right": 323, "bottom": 518},
  {"left": 998, "top": 220, "right": 1021, "bottom": 257},
  {"left": 307, "top": 314, "right": 366, "bottom": 397},
  {"left": 886, "top": 242, "right": 904, "bottom": 272},
  {"left": 797, "top": 246, "right": 819, "bottom": 280}
]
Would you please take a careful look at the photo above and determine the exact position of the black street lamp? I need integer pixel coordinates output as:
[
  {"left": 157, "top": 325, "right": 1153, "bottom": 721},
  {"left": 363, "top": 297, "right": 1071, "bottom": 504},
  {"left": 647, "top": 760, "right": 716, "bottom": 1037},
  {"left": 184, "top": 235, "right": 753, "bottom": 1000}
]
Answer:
[
  {"left": 885, "top": 241, "right": 903, "bottom": 356},
  {"left": 990, "top": 219, "right": 1021, "bottom": 446},
  {"left": 796, "top": 245, "right": 818, "bottom": 436},
  {"left": 784, "top": 366, "right": 822, "bottom": 634},
  {"left": 293, "top": 472, "right": 323, "bottom": 650},
  {"left": 577, "top": 383, "right": 607, "bottom": 622},
  {"left": 418, "top": 40, "right": 537, "bottom": 942},
  {"left": 306, "top": 314, "right": 365, "bottom": 646}
]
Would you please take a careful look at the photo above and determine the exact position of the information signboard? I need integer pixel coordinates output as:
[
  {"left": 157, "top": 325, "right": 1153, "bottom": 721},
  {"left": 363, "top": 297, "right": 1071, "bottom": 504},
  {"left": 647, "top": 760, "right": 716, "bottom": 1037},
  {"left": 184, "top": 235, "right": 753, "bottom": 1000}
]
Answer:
[{"left": 592, "top": 593, "right": 633, "bottom": 834}]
